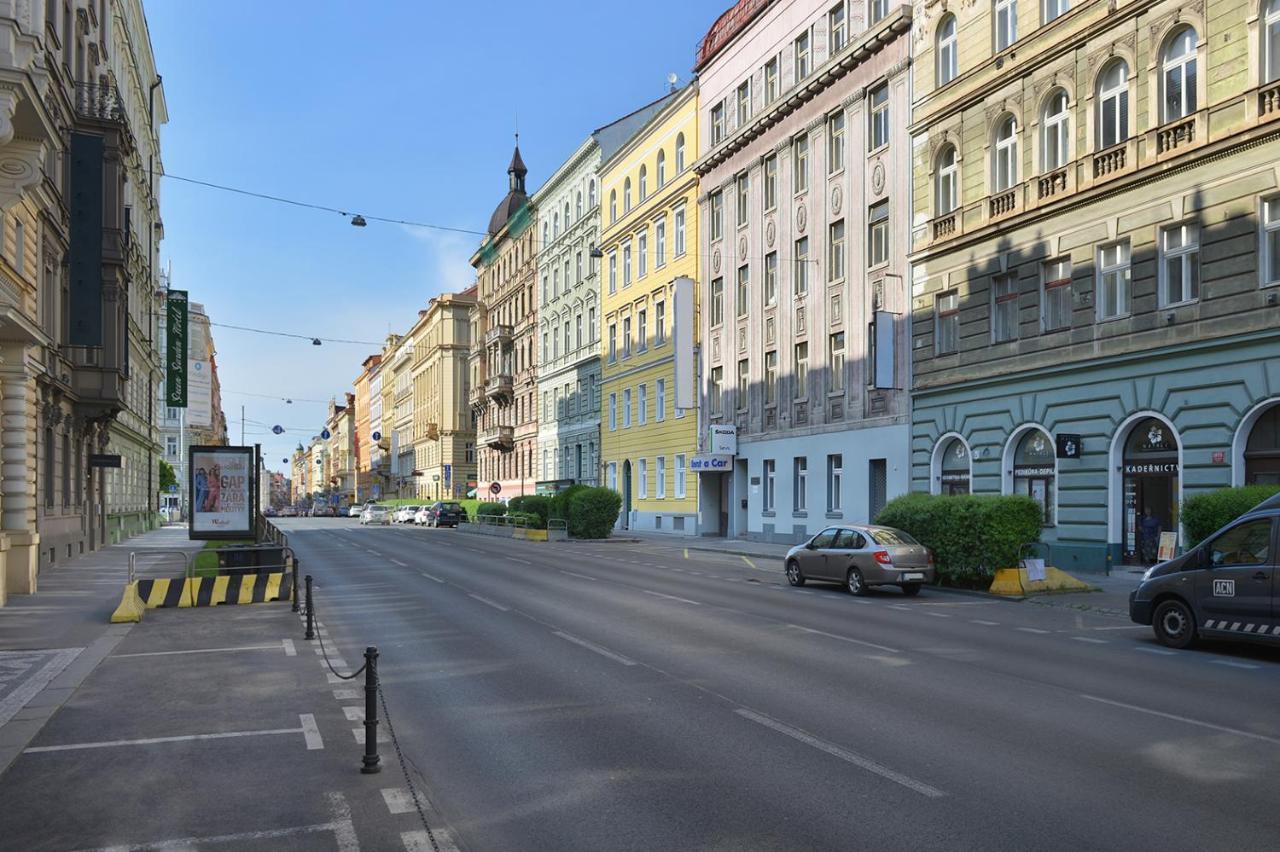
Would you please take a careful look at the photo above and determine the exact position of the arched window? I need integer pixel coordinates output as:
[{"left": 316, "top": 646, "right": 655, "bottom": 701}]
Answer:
[
  {"left": 576, "top": 191, "right": 583, "bottom": 219},
  {"left": 624, "top": 177, "right": 632, "bottom": 212},
  {"left": 937, "top": 15, "right": 957, "bottom": 86},
  {"left": 1162, "top": 27, "right": 1198, "bottom": 122},
  {"left": 1097, "top": 60, "right": 1129, "bottom": 149},
  {"left": 656, "top": 150, "right": 666, "bottom": 187},
  {"left": 564, "top": 201, "right": 571, "bottom": 226},
  {"left": 589, "top": 180, "right": 597, "bottom": 209},
  {"left": 939, "top": 437, "right": 970, "bottom": 495},
  {"left": 553, "top": 212, "right": 559, "bottom": 238},
  {"left": 1120, "top": 417, "right": 1180, "bottom": 563},
  {"left": 1245, "top": 404, "right": 1280, "bottom": 484},
  {"left": 639, "top": 165, "right": 648, "bottom": 202},
  {"left": 609, "top": 189, "right": 617, "bottom": 223},
  {"left": 1041, "top": 90, "right": 1069, "bottom": 171},
  {"left": 993, "top": 115, "right": 1018, "bottom": 191},
  {"left": 542, "top": 223, "right": 549, "bottom": 246},
  {"left": 675, "top": 133, "right": 686, "bottom": 171},
  {"left": 935, "top": 144, "right": 958, "bottom": 214},
  {"left": 1012, "top": 428, "right": 1055, "bottom": 524},
  {"left": 1265, "top": 0, "right": 1280, "bottom": 83}
]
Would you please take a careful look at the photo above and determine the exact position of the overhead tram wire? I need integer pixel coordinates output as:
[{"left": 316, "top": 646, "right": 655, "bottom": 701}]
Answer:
[{"left": 209, "top": 321, "right": 381, "bottom": 347}]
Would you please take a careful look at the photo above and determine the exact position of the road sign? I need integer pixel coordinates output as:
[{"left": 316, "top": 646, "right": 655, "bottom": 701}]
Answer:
[
  {"left": 167, "top": 484, "right": 180, "bottom": 493},
  {"left": 272, "top": 425, "right": 284, "bottom": 435},
  {"left": 372, "top": 431, "right": 381, "bottom": 442},
  {"left": 89, "top": 454, "right": 122, "bottom": 468},
  {"left": 321, "top": 429, "right": 331, "bottom": 440},
  {"left": 489, "top": 481, "right": 501, "bottom": 495},
  {"left": 443, "top": 463, "right": 452, "bottom": 484}
]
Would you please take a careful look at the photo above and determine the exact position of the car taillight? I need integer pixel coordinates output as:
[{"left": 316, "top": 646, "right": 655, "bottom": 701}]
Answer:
[
  {"left": 927, "top": 550, "right": 935, "bottom": 566},
  {"left": 873, "top": 550, "right": 893, "bottom": 565}
]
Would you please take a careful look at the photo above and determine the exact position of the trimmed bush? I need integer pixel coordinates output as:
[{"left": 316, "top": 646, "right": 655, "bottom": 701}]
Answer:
[
  {"left": 568, "top": 487, "right": 623, "bottom": 539},
  {"left": 875, "top": 493, "right": 1043, "bottom": 584},
  {"left": 1182, "top": 484, "right": 1280, "bottom": 546},
  {"left": 474, "top": 502, "right": 507, "bottom": 520},
  {"left": 508, "top": 495, "right": 551, "bottom": 528},
  {"left": 549, "top": 484, "right": 588, "bottom": 525},
  {"left": 508, "top": 511, "right": 542, "bottom": 528}
]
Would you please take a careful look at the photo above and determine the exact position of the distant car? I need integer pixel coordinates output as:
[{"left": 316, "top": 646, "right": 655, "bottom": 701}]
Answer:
[
  {"left": 360, "top": 505, "right": 390, "bottom": 525},
  {"left": 395, "top": 506, "right": 420, "bottom": 524},
  {"left": 784, "top": 525, "right": 935, "bottom": 596},
  {"left": 263, "top": 507, "right": 278, "bottom": 517},
  {"left": 280, "top": 506, "right": 297, "bottom": 517},
  {"left": 418, "top": 501, "right": 464, "bottom": 528},
  {"left": 347, "top": 506, "right": 363, "bottom": 518}
]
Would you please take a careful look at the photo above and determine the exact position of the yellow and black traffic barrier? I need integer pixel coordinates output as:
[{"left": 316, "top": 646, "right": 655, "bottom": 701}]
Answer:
[{"left": 137, "top": 571, "right": 294, "bottom": 608}]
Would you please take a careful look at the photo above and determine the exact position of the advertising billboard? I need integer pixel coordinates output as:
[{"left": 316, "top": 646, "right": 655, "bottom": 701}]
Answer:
[
  {"left": 187, "top": 359, "right": 213, "bottom": 427},
  {"left": 189, "top": 445, "right": 255, "bottom": 539}
]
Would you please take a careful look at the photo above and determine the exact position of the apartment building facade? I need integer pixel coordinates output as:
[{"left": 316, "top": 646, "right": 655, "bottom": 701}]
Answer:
[
  {"left": 909, "top": 0, "right": 1280, "bottom": 569},
  {"left": 353, "top": 354, "right": 381, "bottom": 503},
  {"left": 410, "top": 290, "right": 477, "bottom": 502},
  {"left": 694, "top": 0, "right": 914, "bottom": 542}
]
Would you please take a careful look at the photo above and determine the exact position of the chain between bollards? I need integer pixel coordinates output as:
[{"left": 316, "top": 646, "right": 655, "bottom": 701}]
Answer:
[
  {"left": 304, "top": 575, "right": 315, "bottom": 640},
  {"left": 361, "top": 646, "right": 381, "bottom": 774}
]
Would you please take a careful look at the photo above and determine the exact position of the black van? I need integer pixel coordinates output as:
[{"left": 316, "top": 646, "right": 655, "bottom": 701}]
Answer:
[{"left": 1130, "top": 492, "right": 1280, "bottom": 648}]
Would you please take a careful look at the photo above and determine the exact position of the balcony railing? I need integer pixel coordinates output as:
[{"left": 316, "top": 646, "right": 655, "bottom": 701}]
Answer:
[
  {"left": 1037, "top": 168, "right": 1067, "bottom": 200},
  {"left": 1261, "top": 80, "right": 1280, "bottom": 119},
  {"left": 485, "top": 372, "right": 513, "bottom": 402},
  {"left": 484, "top": 324, "right": 513, "bottom": 346},
  {"left": 74, "top": 82, "right": 127, "bottom": 124},
  {"left": 932, "top": 212, "right": 957, "bottom": 240},
  {"left": 1092, "top": 144, "right": 1126, "bottom": 179},
  {"left": 1157, "top": 115, "right": 1196, "bottom": 154},
  {"left": 478, "top": 425, "right": 514, "bottom": 449},
  {"left": 989, "top": 188, "right": 1018, "bottom": 219}
]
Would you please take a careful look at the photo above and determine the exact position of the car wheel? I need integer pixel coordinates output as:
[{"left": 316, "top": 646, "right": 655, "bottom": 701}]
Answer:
[
  {"left": 846, "top": 567, "right": 868, "bottom": 597},
  {"left": 785, "top": 559, "right": 805, "bottom": 587},
  {"left": 900, "top": 583, "right": 922, "bottom": 597},
  {"left": 1152, "top": 599, "right": 1197, "bottom": 649}
]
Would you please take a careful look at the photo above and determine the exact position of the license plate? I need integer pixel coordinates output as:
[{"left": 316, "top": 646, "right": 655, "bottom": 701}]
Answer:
[{"left": 903, "top": 572, "right": 924, "bottom": 581}]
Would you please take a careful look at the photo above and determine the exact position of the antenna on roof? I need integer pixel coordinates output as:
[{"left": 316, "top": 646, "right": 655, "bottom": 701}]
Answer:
[{"left": 667, "top": 72, "right": 678, "bottom": 93}]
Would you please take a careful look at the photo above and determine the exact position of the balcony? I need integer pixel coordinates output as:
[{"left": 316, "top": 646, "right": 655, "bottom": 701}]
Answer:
[
  {"left": 484, "top": 324, "right": 513, "bottom": 346},
  {"left": 1036, "top": 168, "right": 1067, "bottom": 200},
  {"left": 485, "top": 372, "right": 513, "bottom": 402},
  {"left": 988, "top": 187, "right": 1018, "bottom": 220},
  {"left": 1156, "top": 115, "right": 1196, "bottom": 155},
  {"left": 424, "top": 422, "right": 439, "bottom": 441},
  {"left": 468, "top": 384, "right": 487, "bottom": 410},
  {"left": 1092, "top": 144, "right": 1126, "bottom": 180},
  {"left": 74, "top": 82, "right": 128, "bottom": 125},
  {"left": 478, "top": 425, "right": 514, "bottom": 449},
  {"left": 1261, "top": 80, "right": 1280, "bottom": 120},
  {"left": 931, "top": 212, "right": 957, "bottom": 241}
]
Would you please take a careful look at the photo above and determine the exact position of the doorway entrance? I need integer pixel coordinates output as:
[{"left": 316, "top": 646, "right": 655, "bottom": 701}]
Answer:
[
  {"left": 621, "top": 460, "right": 632, "bottom": 530},
  {"left": 1121, "top": 417, "right": 1180, "bottom": 565}
]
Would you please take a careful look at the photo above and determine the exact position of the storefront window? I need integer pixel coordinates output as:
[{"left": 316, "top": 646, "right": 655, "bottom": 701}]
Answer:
[
  {"left": 1012, "top": 429, "right": 1054, "bottom": 524},
  {"left": 1245, "top": 404, "right": 1280, "bottom": 485},
  {"left": 1122, "top": 418, "right": 1180, "bottom": 564},
  {"left": 939, "top": 437, "right": 970, "bottom": 495}
]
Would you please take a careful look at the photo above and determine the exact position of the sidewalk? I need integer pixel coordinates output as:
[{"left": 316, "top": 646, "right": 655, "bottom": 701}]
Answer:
[{"left": 622, "top": 529, "right": 1142, "bottom": 617}]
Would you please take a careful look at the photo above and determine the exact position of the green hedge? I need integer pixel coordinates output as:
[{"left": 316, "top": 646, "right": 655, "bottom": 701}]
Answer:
[
  {"left": 508, "top": 496, "right": 551, "bottom": 528},
  {"left": 474, "top": 502, "right": 507, "bottom": 519},
  {"left": 508, "top": 511, "right": 542, "bottom": 528},
  {"left": 549, "top": 484, "right": 588, "bottom": 525},
  {"left": 1182, "top": 485, "right": 1280, "bottom": 546},
  {"left": 568, "top": 487, "right": 622, "bottom": 539},
  {"left": 875, "top": 493, "right": 1043, "bottom": 583}
]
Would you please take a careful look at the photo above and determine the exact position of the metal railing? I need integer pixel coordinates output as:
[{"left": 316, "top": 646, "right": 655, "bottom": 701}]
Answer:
[{"left": 74, "top": 82, "right": 128, "bottom": 124}]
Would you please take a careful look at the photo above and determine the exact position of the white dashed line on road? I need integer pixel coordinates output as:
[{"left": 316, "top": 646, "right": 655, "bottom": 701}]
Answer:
[
  {"left": 552, "top": 631, "right": 637, "bottom": 666},
  {"left": 390, "top": 559, "right": 409, "bottom": 567},
  {"left": 1079, "top": 694, "right": 1280, "bottom": 745},
  {"left": 381, "top": 787, "right": 415, "bottom": 814},
  {"left": 420, "top": 572, "right": 444, "bottom": 583},
  {"left": 1135, "top": 646, "right": 1178, "bottom": 656},
  {"left": 643, "top": 590, "right": 702, "bottom": 606},
  {"left": 970, "top": 620, "right": 1000, "bottom": 626},
  {"left": 468, "top": 593, "right": 510, "bottom": 612},
  {"left": 1071, "top": 636, "right": 1109, "bottom": 644},
  {"left": 352, "top": 727, "right": 391, "bottom": 744},
  {"left": 509, "top": 558, "right": 532, "bottom": 565},
  {"left": 787, "top": 625, "right": 901, "bottom": 654},
  {"left": 560, "top": 570, "right": 597, "bottom": 581},
  {"left": 1209, "top": 659, "right": 1261, "bottom": 670},
  {"left": 924, "top": 612, "right": 951, "bottom": 619},
  {"left": 1015, "top": 627, "right": 1052, "bottom": 635}
]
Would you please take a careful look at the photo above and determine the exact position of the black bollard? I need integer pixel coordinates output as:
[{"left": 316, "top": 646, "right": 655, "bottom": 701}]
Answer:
[
  {"left": 304, "top": 575, "right": 315, "bottom": 640},
  {"left": 291, "top": 559, "right": 300, "bottom": 613},
  {"left": 361, "top": 646, "right": 381, "bottom": 774}
]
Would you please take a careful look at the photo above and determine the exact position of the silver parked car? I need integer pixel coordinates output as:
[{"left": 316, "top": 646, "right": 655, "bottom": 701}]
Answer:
[
  {"left": 785, "top": 525, "right": 935, "bottom": 596},
  {"left": 360, "top": 505, "right": 391, "bottom": 526}
]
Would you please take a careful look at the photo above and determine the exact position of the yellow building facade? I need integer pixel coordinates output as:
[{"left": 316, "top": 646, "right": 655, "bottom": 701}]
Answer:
[{"left": 599, "top": 85, "right": 701, "bottom": 533}]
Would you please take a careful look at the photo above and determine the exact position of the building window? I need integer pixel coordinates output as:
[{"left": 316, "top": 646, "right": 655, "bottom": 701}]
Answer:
[
  {"left": 710, "top": 191, "right": 723, "bottom": 241},
  {"left": 1042, "top": 90, "right": 1070, "bottom": 171},
  {"left": 638, "top": 383, "right": 648, "bottom": 424},
  {"left": 793, "top": 134, "right": 809, "bottom": 194},
  {"left": 622, "top": 316, "right": 632, "bottom": 357},
  {"left": 637, "top": 231, "right": 648, "bottom": 278},
  {"left": 867, "top": 201, "right": 889, "bottom": 268},
  {"left": 1162, "top": 27, "right": 1198, "bottom": 122},
  {"left": 938, "top": 437, "right": 971, "bottom": 495},
  {"left": 993, "top": 115, "right": 1018, "bottom": 191},
  {"left": 827, "top": 110, "right": 846, "bottom": 173},
  {"left": 1042, "top": 258, "right": 1072, "bottom": 331},
  {"left": 608, "top": 322, "right": 617, "bottom": 362},
  {"left": 1097, "top": 239, "right": 1131, "bottom": 320},
  {"left": 655, "top": 218, "right": 666, "bottom": 267},
  {"left": 764, "top": 252, "right": 778, "bottom": 306},
  {"left": 994, "top": 0, "right": 1017, "bottom": 52},
  {"left": 763, "top": 154, "right": 777, "bottom": 210},
  {"left": 674, "top": 206, "right": 686, "bottom": 256},
  {"left": 1264, "top": 196, "right": 1280, "bottom": 287},
  {"left": 610, "top": 190, "right": 617, "bottom": 223},
  {"left": 829, "top": 331, "right": 845, "bottom": 391},
  {"left": 869, "top": 85, "right": 889, "bottom": 150},
  {"left": 991, "top": 273, "right": 1019, "bottom": 343},
  {"left": 795, "top": 237, "right": 809, "bottom": 295},
  {"left": 165, "top": 435, "right": 178, "bottom": 459},
  {"left": 1160, "top": 223, "right": 1200, "bottom": 305},
  {"left": 609, "top": 393, "right": 617, "bottom": 430},
  {"left": 826, "top": 454, "right": 843, "bottom": 512},
  {"left": 675, "top": 453, "right": 687, "bottom": 498},
  {"left": 936, "top": 145, "right": 958, "bottom": 214},
  {"left": 710, "top": 366, "right": 724, "bottom": 414},
  {"left": 737, "top": 358, "right": 749, "bottom": 410},
  {"left": 1098, "top": 60, "right": 1130, "bottom": 149},
  {"left": 737, "top": 79, "right": 751, "bottom": 126},
  {"left": 794, "top": 341, "right": 808, "bottom": 399},
  {"left": 937, "top": 15, "right": 958, "bottom": 86},
  {"left": 764, "top": 56, "right": 779, "bottom": 103},
  {"left": 655, "top": 150, "right": 666, "bottom": 190},
  {"left": 638, "top": 458, "right": 648, "bottom": 498},
  {"left": 608, "top": 252, "right": 617, "bottom": 293},
  {"left": 935, "top": 290, "right": 959, "bottom": 354},
  {"left": 711, "top": 101, "right": 725, "bottom": 145},
  {"left": 656, "top": 301, "right": 666, "bottom": 344},
  {"left": 793, "top": 457, "right": 808, "bottom": 511},
  {"left": 794, "top": 29, "right": 810, "bottom": 80},
  {"left": 656, "top": 456, "right": 666, "bottom": 498},
  {"left": 1044, "top": 0, "right": 1069, "bottom": 24},
  {"left": 1012, "top": 429, "right": 1055, "bottom": 524},
  {"left": 869, "top": 0, "right": 888, "bottom": 24},
  {"left": 764, "top": 350, "right": 778, "bottom": 404},
  {"left": 607, "top": 461, "right": 617, "bottom": 491},
  {"left": 1268, "top": 0, "right": 1280, "bottom": 83},
  {"left": 737, "top": 265, "right": 750, "bottom": 318},
  {"left": 589, "top": 306, "right": 597, "bottom": 342},
  {"left": 623, "top": 388, "right": 632, "bottom": 427},
  {"left": 763, "top": 459, "right": 776, "bottom": 512},
  {"left": 637, "top": 308, "right": 648, "bottom": 353},
  {"left": 638, "top": 166, "right": 648, "bottom": 203},
  {"left": 623, "top": 241, "right": 633, "bottom": 286},
  {"left": 736, "top": 173, "right": 749, "bottom": 227},
  {"left": 576, "top": 313, "right": 583, "bottom": 349},
  {"left": 675, "top": 133, "right": 685, "bottom": 171},
  {"left": 711, "top": 277, "right": 724, "bottom": 326},
  {"left": 829, "top": 3, "right": 847, "bottom": 53},
  {"left": 828, "top": 220, "right": 845, "bottom": 282},
  {"left": 656, "top": 378, "right": 666, "bottom": 421}
]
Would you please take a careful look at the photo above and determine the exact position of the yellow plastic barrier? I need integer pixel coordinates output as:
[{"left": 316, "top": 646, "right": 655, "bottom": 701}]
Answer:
[{"left": 988, "top": 566, "right": 1095, "bottom": 596}]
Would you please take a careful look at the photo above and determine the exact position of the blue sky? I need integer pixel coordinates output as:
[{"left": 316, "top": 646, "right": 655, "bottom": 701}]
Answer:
[{"left": 147, "top": 0, "right": 723, "bottom": 473}]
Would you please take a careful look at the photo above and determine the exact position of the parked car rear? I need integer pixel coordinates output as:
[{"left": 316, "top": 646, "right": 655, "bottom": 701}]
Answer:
[
  {"left": 784, "top": 524, "right": 935, "bottom": 596},
  {"left": 420, "top": 501, "right": 464, "bottom": 528},
  {"left": 360, "top": 505, "right": 390, "bottom": 525}
]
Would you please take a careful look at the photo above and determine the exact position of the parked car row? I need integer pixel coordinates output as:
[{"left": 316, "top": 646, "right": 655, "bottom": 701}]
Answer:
[{"left": 353, "top": 501, "right": 464, "bottom": 528}]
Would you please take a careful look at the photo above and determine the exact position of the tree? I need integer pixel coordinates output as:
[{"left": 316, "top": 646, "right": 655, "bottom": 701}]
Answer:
[{"left": 159, "top": 459, "right": 177, "bottom": 492}]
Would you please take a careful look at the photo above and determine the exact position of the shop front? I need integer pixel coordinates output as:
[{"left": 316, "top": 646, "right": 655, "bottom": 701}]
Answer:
[
  {"left": 938, "top": 436, "right": 970, "bottom": 496},
  {"left": 1119, "top": 418, "right": 1180, "bottom": 566}
]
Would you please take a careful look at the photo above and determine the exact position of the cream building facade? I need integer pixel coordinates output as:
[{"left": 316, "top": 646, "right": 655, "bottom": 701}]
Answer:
[{"left": 410, "top": 289, "right": 477, "bottom": 501}]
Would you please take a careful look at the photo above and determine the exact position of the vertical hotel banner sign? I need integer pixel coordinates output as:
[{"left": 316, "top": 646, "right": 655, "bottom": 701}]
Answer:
[
  {"left": 165, "top": 290, "right": 188, "bottom": 407},
  {"left": 189, "top": 445, "right": 255, "bottom": 539}
]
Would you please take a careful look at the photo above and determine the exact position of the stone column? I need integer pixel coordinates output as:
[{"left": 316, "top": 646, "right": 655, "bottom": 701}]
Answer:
[{"left": 0, "top": 342, "right": 39, "bottom": 596}]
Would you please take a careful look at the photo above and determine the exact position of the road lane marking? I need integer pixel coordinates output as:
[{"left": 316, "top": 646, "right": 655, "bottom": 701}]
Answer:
[
  {"left": 25, "top": 719, "right": 317, "bottom": 753},
  {"left": 390, "top": 559, "right": 409, "bottom": 567},
  {"left": 352, "top": 727, "right": 391, "bottom": 743},
  {"left": 468, "top": 593, "right": 510, "bottom": 612},
  {"left": 683, "top": 548, "right": 689, "bottom": 559},
  {"left": 552, "top": 631, "right": 637, "bottom": 666},
  {"left": 1079, "top": 694, "right": 1280, "bottom": 745},
  {"left": 510, "top": 557, "right": 532, "bottom": 565},
  {"left": 1209, "top": 659, "right": 1261, "bottom": 670},
  {"left": 741, "top": 556, "right": 759, "bottom": 570},
  {"left": 1015, "top": 627, "right": 1051, "bottom": 635},
  {"left": 300, "top": 714, "right": 324, "bottom": 750},
  {"left": 787, "top": 625, "right": 900, "bottom": 654},
  {"left": 403, "top": 828, "right": 459, "bottom": 852},
  {"left": 67, "top": 817, "right": 358, "bottom": 852},
  {"left": 560, "top": 570, "right": 597, "bottom": 581},
  {"left": 111, "top": 644, "right": 282, "bottom": 658},
  {"left": 343, "top": 707, "right": 364, "bottom": 721},
  {"left": 333, "top": 688, "right": 360, "bottom": 700},
  {"left": 282, "top": 639, "right": 297, "bottom": 657},
  {"left": 971, "top": 620, "right": 1000, "bottom": 626},
  {"left": 420, "top": 572, "right": 444, "bottom": 583},
  {"left": 1135, "top": 646, "right": 1177, "bottom": 656},
  {"left": 734, "top": 708, "right": 945, "bottom": 798},
  {"left": 381, "top": 787, "right": 415, "bottom": 814},
  {"left": 643, "top": 589, "right": 702, "bottom": 606},
  {"left": 1071, "top": 637, "right": 1109, "bottom": 644},
  {"left": 924, "top": 612, "right": 951, "bottom": 619}
]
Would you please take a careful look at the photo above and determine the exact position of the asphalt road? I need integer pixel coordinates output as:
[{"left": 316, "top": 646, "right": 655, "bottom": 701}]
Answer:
[{"left": 279, "top": 519, "right": 1280, "bottom": 852}]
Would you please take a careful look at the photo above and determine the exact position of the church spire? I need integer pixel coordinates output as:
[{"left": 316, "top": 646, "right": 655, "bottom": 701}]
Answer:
[{"left": 507, "top": 134, "right": 527, "bottom": 193}]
